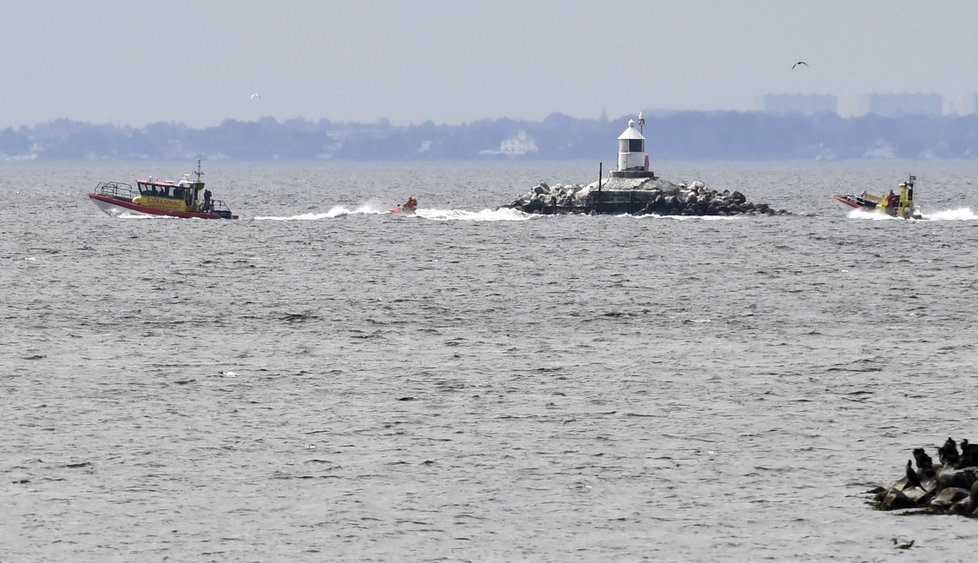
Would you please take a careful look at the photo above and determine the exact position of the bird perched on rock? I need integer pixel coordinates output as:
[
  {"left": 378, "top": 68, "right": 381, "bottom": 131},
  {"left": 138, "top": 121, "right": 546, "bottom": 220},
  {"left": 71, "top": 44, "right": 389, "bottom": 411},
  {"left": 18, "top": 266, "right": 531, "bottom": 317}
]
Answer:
[
  {"left": 939, "top": 437, "right": 960, "bottom": 466},
  {"left": 904, "top": 460, "right": 926, "bottom": 492},
  {"left": 892, "top": 538, "right": 914, "bottom": 549},
  {"left": 957, "top": 439, "right": 978, "bottom": 468},
  {"left": 913, "top": 447, "right": 935, "bottom": 476}
]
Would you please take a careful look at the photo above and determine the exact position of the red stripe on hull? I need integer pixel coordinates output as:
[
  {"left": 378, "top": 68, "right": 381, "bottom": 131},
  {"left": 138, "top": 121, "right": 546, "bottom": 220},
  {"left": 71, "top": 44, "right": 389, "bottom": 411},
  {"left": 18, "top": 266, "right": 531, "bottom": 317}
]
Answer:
[
  {"left": 833, "top": 195, "right": 864, "bottom": 210},
  {"left": 88, "top": 193, "right": 235, "bottom": 219}
]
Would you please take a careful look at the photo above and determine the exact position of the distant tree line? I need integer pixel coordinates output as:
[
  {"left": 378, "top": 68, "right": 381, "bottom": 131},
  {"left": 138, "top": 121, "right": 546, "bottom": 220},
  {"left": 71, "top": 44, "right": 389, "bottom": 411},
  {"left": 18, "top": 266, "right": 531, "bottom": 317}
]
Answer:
[{"left": 2, "top": 111, "right": 978, "bottom": 161}]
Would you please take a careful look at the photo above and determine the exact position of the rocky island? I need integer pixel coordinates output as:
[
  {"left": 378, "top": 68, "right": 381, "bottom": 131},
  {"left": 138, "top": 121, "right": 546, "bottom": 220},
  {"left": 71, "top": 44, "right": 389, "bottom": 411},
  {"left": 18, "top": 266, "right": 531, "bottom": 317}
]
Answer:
[
  {"left": 871, "top": 437, "right": 978, "bottom": 518},
  {"left": 505, "top": 114, "right": 788, "bottom": 217}
]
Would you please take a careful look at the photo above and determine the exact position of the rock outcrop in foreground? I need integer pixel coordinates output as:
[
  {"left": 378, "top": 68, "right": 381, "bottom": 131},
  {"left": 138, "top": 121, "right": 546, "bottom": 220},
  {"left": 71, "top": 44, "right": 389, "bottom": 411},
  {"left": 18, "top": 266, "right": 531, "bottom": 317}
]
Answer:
[
  {"left": 505, "top": 176, "right": 789, "bottom": 216},
  {"left": 871, "top": 437, "right": 978, "bottom": 517}
]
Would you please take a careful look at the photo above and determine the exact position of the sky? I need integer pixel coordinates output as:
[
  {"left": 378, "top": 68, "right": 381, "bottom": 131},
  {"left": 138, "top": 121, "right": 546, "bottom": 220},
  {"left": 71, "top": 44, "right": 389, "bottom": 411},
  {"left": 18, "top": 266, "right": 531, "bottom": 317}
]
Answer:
[{"left": 2, "top": 0, "right": 978, "bottom": 128}]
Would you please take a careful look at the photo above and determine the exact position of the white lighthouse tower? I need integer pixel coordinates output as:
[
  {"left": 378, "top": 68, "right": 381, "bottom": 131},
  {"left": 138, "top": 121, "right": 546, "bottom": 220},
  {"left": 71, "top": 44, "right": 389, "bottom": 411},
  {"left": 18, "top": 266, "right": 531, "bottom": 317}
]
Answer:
[{"left": 610, "top": 113, "right": 654, "bottom": 179}]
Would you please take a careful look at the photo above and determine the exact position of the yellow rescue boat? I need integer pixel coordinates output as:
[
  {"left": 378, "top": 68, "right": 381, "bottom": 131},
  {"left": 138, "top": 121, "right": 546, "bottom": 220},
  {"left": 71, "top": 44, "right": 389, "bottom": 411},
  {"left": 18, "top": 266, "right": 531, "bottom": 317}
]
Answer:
[
  {"left": 88, "top": 160, "right": 237, "bottom": 219},
  {"left": 834, "top": 174, "right": 922, "bottom": 219}
]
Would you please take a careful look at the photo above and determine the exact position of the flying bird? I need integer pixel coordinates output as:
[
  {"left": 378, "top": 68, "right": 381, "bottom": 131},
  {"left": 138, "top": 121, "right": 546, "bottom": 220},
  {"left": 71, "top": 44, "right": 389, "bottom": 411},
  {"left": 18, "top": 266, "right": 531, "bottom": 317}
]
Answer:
[
  {"left": 250, "top": 93, "right": 262, "bottom": 100},
  {"left": 791, "top": 61, "right": 809, "bottom": 70}
]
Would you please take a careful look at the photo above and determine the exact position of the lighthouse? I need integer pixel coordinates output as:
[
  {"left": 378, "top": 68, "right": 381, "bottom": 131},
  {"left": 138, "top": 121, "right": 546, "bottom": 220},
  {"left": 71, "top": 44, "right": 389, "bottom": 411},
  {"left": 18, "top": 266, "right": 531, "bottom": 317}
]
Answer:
[{"left": 610, "top": 113, "right": 655, "bottom": 179}]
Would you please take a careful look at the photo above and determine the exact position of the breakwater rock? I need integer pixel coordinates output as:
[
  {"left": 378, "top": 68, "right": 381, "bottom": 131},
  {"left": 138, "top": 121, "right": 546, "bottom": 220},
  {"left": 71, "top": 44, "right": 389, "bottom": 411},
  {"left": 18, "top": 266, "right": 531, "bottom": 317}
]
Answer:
[
  {"left": 505, "top": 176, "right": 789, "bottom": 216},
  {"left": 870, "top": 437, "right": 978, "bottom": 517}
]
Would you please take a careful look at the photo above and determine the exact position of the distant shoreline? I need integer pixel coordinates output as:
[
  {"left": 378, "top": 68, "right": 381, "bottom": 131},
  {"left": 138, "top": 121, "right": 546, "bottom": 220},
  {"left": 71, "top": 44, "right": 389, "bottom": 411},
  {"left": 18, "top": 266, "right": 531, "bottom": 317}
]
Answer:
[{"left": 3, "top": 112, "right": 977, "bottom": 161}]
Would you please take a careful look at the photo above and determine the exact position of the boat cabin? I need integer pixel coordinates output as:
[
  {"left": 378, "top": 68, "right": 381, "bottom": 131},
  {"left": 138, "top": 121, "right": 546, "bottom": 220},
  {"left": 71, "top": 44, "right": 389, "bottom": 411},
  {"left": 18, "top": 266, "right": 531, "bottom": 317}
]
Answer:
[{"left": 131, "top": 163, "right": 212, "bottom": 213}]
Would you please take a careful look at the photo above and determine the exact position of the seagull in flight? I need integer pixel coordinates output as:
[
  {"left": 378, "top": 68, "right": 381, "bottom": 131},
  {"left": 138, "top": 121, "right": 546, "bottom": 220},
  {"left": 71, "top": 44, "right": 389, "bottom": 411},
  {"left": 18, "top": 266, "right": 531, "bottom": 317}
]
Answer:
[
  {"left": 791, "top": 61, "right": 809, "bottom": 70},
  {"left": 250, "top": 93, "right": 262, "bottom": 100}
]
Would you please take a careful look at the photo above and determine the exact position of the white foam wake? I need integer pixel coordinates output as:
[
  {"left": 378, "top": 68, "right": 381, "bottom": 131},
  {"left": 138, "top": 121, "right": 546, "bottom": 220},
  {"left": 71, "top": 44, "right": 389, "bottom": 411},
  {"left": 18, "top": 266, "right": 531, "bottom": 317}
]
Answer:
[
  {"left": 413, "top": 208, "right": 537, "bottom": 222},
  {"left": 251, "top": 204, "right": 535, "bottom": 222},
  {"left": 253, "top": 204, "right": 386, "bottom": 221},
  {"left": 920, "top": 207, "right": 977, "bottom": 221},
  {"left": 847, "top": 207, "right": 977, "bottom": 221},
  {"left": 847, "top": 208, "right": 894, "bottom": 221}
]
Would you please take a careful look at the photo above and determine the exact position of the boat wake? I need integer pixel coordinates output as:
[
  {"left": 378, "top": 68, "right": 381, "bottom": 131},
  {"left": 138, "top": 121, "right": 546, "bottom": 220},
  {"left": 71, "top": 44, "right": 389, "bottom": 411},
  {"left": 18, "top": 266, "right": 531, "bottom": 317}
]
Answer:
[
  {"left": 253, "top": 204, "right": 385, "bottom": 221},
  {"left": 413, "top": 208, "right": 537, "bottom": 222},
  {"left": 253, "top": 205, "right": 536, "bottom": 222},
  {"left": 846, "top": 208, "right": 897, "bottom": 221},
  {"left": 921, "top": 207, "right": 977, "bottom": 221},
  {"left": 847, "top": 207, "right": 976, "bottom": 221}
]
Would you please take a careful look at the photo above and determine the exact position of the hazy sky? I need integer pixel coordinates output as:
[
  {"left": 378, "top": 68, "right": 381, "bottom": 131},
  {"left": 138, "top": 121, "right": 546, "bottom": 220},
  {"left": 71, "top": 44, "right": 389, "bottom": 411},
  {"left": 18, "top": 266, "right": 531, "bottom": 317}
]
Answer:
[{"left": 2, "top": 0, "right": 977, "bottom": 128}]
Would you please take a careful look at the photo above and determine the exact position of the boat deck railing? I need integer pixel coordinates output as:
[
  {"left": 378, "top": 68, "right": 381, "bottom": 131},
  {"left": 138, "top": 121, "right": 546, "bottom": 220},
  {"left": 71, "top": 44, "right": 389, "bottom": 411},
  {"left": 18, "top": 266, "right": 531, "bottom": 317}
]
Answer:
[
  {"left": 201, "top": 199, "right": 234, "bottom": 218},
  {"left": 212, "top": 200, "right": 231, "bottom": 213},
  {"left": 93, "top": 181, "right": 135, "bottom": 200},
  {"left": 203, "top": 199, "right": 233, "bottom": 213}
]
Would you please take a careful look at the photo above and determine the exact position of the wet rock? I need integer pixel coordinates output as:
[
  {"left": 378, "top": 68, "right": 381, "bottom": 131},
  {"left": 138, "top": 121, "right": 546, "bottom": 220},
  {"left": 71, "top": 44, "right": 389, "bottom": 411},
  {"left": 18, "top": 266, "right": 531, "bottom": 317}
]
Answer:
[
  {"left": 937, "top": 467, "right": 977, "bottom": 490},
  {"left": 930, "top": 487, "right": 971, "bottom": 509},
  {"left": 504, "top": 177, "right": 787, "bottom": 216},
  {"left": 872, "top": 437, "right": 978, "bottom": 518},
  {"left": 878, "top": 488, "right": 916, "bottom": 510}
]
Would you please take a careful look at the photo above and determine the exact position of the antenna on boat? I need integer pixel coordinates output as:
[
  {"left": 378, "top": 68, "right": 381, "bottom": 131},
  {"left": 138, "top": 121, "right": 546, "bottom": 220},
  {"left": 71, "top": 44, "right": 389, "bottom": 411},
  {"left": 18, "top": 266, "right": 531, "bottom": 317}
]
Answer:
[{"left": 194, "top": 159, "right": 204, "bottom": 183}]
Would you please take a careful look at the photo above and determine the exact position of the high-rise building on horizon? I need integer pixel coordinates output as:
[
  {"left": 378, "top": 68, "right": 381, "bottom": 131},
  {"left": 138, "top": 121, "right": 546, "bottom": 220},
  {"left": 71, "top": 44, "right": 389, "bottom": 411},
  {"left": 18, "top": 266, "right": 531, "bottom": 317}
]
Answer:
[{"left": 866, "top": 93, "right": 942, "bottom": 117}]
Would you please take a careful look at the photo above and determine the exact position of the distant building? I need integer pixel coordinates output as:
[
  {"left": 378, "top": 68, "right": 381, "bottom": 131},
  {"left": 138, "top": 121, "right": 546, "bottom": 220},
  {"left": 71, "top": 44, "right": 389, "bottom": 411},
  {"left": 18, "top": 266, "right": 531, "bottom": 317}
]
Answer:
[
  {"left": 763, "top": 94, "right": 837, "bottom": 115},
  {"left": 867, "top": 93, "right": 942, "bottom": 116},
  {"left": 479, "top": 130, "right": 538, "bottom": 156}
]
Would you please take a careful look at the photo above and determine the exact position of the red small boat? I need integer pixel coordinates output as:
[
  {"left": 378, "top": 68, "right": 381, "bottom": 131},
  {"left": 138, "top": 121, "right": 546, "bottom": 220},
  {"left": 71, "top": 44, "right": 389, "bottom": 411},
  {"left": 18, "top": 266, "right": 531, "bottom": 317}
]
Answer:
[
  {"left": 389, "top": 196, "right": 418, "bottom": 216},
  {"left": 833, "top": 174, "right": 921, "bottom": 220},
  {"left": 88, "top": 160, "right": 237, "bottom": 219}
]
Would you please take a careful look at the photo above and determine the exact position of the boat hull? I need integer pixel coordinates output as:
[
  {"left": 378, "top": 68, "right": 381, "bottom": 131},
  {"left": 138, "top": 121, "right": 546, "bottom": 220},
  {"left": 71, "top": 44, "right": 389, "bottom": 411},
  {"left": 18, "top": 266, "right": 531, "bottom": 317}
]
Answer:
[
  {"left": 88, "top": 193, "right": 237, "bottom": 219},
  {"left": 833, "top": 193, "right": 921, "bottom": 219},
  {"left": 833, "top": 194, "right": 879, "bottom": 212}
]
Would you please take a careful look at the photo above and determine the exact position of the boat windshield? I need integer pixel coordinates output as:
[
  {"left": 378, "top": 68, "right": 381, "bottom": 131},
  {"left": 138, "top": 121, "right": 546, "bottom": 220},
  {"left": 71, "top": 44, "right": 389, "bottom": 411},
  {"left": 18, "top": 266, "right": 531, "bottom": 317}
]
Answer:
[{"left": 138, "top": 182, "right": 184, "bottom": 199}]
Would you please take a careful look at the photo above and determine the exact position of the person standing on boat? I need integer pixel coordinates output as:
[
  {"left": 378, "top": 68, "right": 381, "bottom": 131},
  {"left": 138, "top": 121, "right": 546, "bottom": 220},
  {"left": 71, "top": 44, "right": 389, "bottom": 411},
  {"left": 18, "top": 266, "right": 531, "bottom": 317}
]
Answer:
[
  {"left": 203, "top": 189, "right": 212, "bottom": 212},
  {"left": 886, "top": 189, "right": 896, "bottom": 209}
]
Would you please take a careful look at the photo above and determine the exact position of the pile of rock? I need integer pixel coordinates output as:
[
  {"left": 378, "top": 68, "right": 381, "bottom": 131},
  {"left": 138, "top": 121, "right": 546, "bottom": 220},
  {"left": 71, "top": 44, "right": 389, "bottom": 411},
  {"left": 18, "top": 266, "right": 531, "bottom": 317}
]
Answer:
[
  {"left": 504, "top": 176, "right": 789, "bottom": 216},
  {"left": 872, "top": 437, "right": 978, "bottom": 517}
]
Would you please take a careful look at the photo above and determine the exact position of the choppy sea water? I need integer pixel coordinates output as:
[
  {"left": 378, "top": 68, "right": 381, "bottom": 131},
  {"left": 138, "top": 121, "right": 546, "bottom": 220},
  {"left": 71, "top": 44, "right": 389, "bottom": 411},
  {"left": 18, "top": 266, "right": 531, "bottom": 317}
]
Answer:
[{"left": 2, "top": 160, "right": 977, "bottom": 561}]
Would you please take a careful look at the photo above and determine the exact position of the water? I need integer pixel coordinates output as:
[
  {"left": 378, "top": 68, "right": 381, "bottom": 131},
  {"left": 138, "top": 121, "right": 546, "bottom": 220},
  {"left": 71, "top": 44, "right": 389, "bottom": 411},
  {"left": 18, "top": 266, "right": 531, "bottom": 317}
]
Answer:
[{"left": 2, "top": 160, "right": 977, "bottom": 561}]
